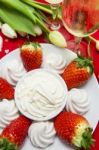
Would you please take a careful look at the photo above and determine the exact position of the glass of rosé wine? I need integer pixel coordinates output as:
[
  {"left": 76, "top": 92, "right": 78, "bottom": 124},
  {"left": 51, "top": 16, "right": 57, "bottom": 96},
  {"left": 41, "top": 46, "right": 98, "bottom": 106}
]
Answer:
[
  {"left": 45, "top": 0, "right": 63, "bottom": 30},
  {"left": 62, "top": 0, "right": 99, "bottom": 53}
]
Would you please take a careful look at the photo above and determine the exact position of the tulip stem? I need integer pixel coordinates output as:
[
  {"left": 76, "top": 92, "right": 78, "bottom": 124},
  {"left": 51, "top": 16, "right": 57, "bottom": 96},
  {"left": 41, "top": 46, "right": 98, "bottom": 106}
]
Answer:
[{"left": 89, "top": 36, "right": 97, "bottom": 43}]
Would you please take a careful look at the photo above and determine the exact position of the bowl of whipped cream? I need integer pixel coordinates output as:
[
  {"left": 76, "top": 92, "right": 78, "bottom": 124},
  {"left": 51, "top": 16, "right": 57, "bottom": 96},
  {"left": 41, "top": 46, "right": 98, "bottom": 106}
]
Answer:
[{"left": 15, "top": 69, "right": 68, "bottom": 121}]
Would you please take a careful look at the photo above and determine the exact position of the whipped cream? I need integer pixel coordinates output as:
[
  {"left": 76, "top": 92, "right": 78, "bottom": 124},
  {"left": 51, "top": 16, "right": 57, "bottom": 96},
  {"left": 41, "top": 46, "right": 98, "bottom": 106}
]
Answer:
[
  {"left": 42, "top": 53, "right": 67, "bottom": 74},
  {"left": 0, "top": 59, "right": 26, "bottom": 86},
  {"left": 15, "top": 69, "right": 67, "bottom": 121},
  {"left": 0, "top": 99, "right": 20, "bottom": 129},
  {"left": 66, "top": 88, "right": 89, "bottom": 115},
  {"left": 28, "top": 121, "right": 56, "bottom": 148}
]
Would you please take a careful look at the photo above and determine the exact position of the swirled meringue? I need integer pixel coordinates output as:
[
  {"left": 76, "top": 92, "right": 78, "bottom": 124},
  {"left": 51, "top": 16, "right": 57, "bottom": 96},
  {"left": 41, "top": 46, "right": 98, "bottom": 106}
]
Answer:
[
  {"left": 28, "top": 121, "right": 56, "bottom": 148},
  {"left": 66, "top": 88, "right": 90, "bottom": 115},
  {"left": 0, "top": 59, "right": 26, "bottom": 86},
  {"left": 42, "top": 53, "right": 67, "bottom": 74},
  {"left": 0, "top": 99, "right": 20, "bottom": 129}
]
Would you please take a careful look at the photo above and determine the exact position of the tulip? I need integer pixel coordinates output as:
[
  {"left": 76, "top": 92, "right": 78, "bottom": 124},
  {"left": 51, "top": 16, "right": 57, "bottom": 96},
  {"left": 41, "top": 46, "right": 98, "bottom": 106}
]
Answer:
[
  {"left": 49, "top": 31, "right": 67, "bottom": 48},
  {"left": 34, "top": 25, "right": 42, "bottom": 36},
  {"left": 0, "top": 36, "right": 3, "bottom": 52},
  {"left": 1, "top": 24, "right": 17, "bottom": 39}
]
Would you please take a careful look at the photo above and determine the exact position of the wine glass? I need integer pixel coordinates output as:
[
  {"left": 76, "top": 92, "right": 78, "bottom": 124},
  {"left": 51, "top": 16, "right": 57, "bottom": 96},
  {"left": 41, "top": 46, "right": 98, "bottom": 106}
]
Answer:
[
  {"left": 62, "top": 0, "right": 99, "bottom": 54},
  {"left": 45, "top": 0, "right": 63, "bottom": 30}
]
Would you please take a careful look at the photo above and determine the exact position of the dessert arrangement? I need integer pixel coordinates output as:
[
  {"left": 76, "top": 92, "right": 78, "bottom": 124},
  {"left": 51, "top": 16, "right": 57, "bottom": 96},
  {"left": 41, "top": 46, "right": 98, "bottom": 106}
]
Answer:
[{"left": 0, "top": 42, "right": 96, "bottom": 150}]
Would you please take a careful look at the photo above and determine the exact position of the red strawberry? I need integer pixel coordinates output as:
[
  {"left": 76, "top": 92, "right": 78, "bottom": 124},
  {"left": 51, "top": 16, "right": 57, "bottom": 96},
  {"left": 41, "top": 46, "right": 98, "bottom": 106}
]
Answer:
[
  {"left": 0, "top": 115, "right": 31, "bottom": 149},
  {"left": 54, "top": 111, "right": 95, "bottom": 150},
  {"left": 0, "top": 77, "right": 14, "bottom": 100},
  {"left": 62, "top": 56, "right": 93, "bottom": 89},
  {"left": 20, "top": 42, "right": 43, "bottom": 71}
]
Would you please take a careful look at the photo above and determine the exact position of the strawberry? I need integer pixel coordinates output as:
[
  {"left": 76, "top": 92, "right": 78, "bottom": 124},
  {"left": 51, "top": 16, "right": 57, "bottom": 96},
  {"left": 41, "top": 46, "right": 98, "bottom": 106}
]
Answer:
[
  {"left": 54, "top": 111, "right": 95, "bottom": 150},
  {"left": 20, "top": 42, "right": 43, "bottom": 71},
  {"left": 62, "top": 56, "right": 93, "bottom": 89},
  {"left": 0, "top": 115, "right": 31, "bottom": 150},
  {"left": 0, "top": 77, "right": 14, "bottom": 100}
]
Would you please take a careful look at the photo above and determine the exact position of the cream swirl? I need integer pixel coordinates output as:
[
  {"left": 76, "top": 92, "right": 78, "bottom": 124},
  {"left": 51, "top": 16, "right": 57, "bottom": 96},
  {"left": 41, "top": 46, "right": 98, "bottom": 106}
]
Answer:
[
  {"left": 0, "top": 99, "right": 20, "bottom": 128},
  {"left": 15, "top": 69, "right": 67, "bottom": 121},
  {"left": 66, "top": 88, "right": 90, "bottom": 115},
  {"left": 28, "top": 121, "right": 56, "bottom": 148},
  {"left": 0, "top": 59, "right": 26, "bottom": 86},
  {"left": 42, "top": 53, "right": 67, "bottom": 74}
]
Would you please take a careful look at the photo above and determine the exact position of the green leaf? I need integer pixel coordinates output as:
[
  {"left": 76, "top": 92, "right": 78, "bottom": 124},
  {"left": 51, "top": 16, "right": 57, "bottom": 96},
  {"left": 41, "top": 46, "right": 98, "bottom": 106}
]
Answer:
[
  {"left": 0, "top": 138, "right": 18, "bottom": 150},
  {"left": 21, "top": 0, "right": 62, "bottom": 19},
  {"left": 0, "top": 0, "right": 36, "bottom": 23},
  {"left": 0, "top": 6, "right": 36, "bottom": 36},
  {"left": 21, "top": 0, "right": 52, "bottom": 14},
  {"left": 80, "top": 128, "right": 95, "bottom": 150}
]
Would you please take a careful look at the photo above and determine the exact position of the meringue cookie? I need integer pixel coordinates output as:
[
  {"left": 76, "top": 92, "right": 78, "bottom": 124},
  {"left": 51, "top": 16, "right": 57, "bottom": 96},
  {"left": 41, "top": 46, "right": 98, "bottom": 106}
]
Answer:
[
  {"left": 66, "top": 88, "right": 90, "bottom": 115},
  {"left": 42, "top": 53, "right": 67, "bottom": 74},
  {"left": 28, "top": 121, "right": 56, "bottom": 148},
  {"left": 0, "top": 59, "right": 26, "bottom": 86},
  {"left": 0, "top": 99, "right": 20, "bottom": 129}
]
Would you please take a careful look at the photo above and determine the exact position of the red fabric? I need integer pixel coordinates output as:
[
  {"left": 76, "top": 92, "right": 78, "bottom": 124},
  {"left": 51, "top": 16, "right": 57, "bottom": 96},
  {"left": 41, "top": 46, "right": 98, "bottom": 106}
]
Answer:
[{"left": 91, "top": 122, "right": 99, "bottom": 150}]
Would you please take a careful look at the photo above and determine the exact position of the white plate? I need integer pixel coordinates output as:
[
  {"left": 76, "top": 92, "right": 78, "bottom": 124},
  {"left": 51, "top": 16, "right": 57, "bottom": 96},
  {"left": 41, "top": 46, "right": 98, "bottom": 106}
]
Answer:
[{"left": 0, "top": 43, "right": 99, "bottom": 150}]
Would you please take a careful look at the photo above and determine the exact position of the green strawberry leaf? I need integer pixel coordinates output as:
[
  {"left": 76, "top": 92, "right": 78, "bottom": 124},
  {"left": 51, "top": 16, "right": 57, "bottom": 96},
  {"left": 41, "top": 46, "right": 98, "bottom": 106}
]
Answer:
[{"left": 81, "top": 128, "right": 95, "bottom": 150}]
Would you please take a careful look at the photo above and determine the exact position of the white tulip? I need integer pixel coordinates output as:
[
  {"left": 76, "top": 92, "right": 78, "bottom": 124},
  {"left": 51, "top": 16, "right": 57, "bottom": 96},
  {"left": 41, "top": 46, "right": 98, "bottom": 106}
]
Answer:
[
  {"left": 34, "top": 25, "right": 42, "bottom": 36},
  {"left": 1, "top": 23, "right": 17, "bottom": 39},
  {"left": 49, "top": 31, "right": 67, "bottom": 48},
  {"left": 0, "top": 36, "right": 3, "bottom": 52},
  {"left": 95, "top": 41, "right": 99, "bottom": 51}
]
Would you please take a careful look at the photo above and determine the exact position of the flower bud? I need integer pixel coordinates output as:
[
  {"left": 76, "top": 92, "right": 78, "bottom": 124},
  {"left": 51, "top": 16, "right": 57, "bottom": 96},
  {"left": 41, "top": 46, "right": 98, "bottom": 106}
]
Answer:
[
  {"left": 96, "top": 40, "right": 99, "bottom": 51},
  {"left": 0, "top": 36, "right": 3, "bottom": 52},
  {"left": 49, "top": 31, "right": 67, "bottom": 48},
  {"left": 34, "top": 25, "right": 42, "bottom": 36},
  {"left": 1, "top": 23, "right": 17, "bottom": 39}
]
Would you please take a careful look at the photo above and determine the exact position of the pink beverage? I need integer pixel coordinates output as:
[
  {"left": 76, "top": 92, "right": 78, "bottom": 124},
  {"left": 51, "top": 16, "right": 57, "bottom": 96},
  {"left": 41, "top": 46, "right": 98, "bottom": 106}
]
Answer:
[
  {"left": 62, "top": 0, "right": 99, "bottom": 37},
  {"left": 45, "top": 0, "right": 63, "bottom": 4}
]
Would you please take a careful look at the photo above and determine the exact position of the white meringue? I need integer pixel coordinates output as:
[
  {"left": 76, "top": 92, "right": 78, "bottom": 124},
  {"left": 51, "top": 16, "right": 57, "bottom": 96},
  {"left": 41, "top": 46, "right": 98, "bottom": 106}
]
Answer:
[
  {"left": 66, "top": 88, "right": 90, "bottom": 115},
  {"left": 28, "top": 121, "right": 56, "bottom": 148},
  {"left": 0, "top": 59, "right": 26, "bottom": 86},
  {"left": 42, "top": 53, "right": 67, "bottom": 74},
  {"left": 0, "top": 99, "right": 20, "bottom": 129}
]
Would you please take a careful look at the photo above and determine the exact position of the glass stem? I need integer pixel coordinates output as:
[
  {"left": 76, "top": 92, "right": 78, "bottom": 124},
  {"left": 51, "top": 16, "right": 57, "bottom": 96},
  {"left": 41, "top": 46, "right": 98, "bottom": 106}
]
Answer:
[
  {"left": 74, "top": 37, "right": 82, "bottom": 55},
  {"left": 50, "top": 3, "right": 61, "bottom": 30}
]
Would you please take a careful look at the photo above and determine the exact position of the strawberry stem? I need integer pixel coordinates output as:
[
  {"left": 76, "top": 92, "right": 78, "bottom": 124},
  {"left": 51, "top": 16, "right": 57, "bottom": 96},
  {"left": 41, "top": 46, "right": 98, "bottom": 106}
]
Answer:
[
  {"left": 0, "top": 138, "right": 18, "bottom": 150},
  {"left": 75, "top": 128, "right": 95, "bottom": 150},
  {"left": 75, "top": 56, "right": 93, "bottom": 75}
]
